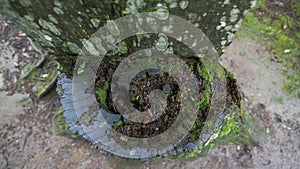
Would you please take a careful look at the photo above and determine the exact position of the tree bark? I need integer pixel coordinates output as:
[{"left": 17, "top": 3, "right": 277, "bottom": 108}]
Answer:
[{"left": 0, "top": 0, "right": 254, "bottom": 60}]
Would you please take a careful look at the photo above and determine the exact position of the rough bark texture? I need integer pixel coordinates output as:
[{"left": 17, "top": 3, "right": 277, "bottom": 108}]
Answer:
[{"left": 0, "top": 0, "right": 255, "bottom": 60}]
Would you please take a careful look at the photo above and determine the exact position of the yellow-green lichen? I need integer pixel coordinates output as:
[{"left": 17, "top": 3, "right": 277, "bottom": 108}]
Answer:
[
  {"left": 53, "top": 0, "right": 62, "bottom": 8},
  {"left": 77, "top": 61, "right": 85, "bottom": 75},
  {"left": 66, "top": 42, "right": 81, "bottom": 54},
  {"left": 38, "top": 18, "right": 61, "bottom": 36},
  {"left": 91, "top": 18, "right": 101, "bottom": 28},
  {"left": 19, "top": 0, "right": 31, "bottom": 7},
  {"left": 48, "top": 14, "right": 58, "bottom": 24},
  {"left": 53, "top": 7, "right": 64, "bottom": 15},
  {"left": 24, "top": 15, "right": 34, "bottom": 22}
]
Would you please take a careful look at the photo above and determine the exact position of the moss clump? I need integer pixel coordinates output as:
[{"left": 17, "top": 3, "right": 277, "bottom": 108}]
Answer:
[
  {"left": 197, "top": 65, "right": 211, "bottom": 108},
  {"left": 52, "top": 110, "right": 78, "bottom": 138},
  {"left": 20, "top": 61, "right": 40, "bottom": 80},
  {"left": 240, "top": 0, "right": 300, "bottom": 97},
  {"left": 176, "top": 104, "right": 267, "bottom": 159},
  {"left": 95, "top": 81, "right": 110, "bottom": 111}
]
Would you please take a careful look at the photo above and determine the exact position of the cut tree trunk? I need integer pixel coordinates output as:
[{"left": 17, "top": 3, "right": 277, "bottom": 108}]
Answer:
[
  {"left": 0, "top": 0, "right": 264, "bottom": 159},
  {"left": 1, "top": 0, "right": 254, "bottom": 59}
]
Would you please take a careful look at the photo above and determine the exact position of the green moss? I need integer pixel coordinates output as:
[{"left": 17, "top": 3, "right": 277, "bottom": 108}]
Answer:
[
  {"left": 35, "top": 68, "right": 57, "bottom": 97},
  {"left": 95, "top": 81, "right": 110, "bottom": 110},
  {"left": 21, "top": 62, "right": 40, "bottom": 80},
  {"left": 216, "top": 105, "right": 267, "bottom": 146},
  {"left": 295, "top": 3, "right": 300, "bottom": 15},
  {"left": 197, "top": 64, "right": 211, "bottom": 108},
  {"left": 284, "top": 73, "right": 300, "bottom": 97},
  {"left": 52, "top": 109, "right": 78, "bottom": 138},
  {"left": 239, "top": 0, "right": 300, "bottom": 98},
  {"left": 252, "top": 0, "right": 267, "bottom": 10},
  {"left": 176, "top": 104, "right": 266, "bottom": 159},
  {"left": 113, "top": 121, "right": 123, "bottom": 129},
  {"left": 130, "top": 95, "right": 140, "bottom": 102},
  {"left": 187, "top": 133, "right": 196, "bottom": 141},
  {"left": 272, "top": 96, "right": 284, "bottom": 104},
  {"left": 105, "top": 42, "right": 128, "bottom": 61}
]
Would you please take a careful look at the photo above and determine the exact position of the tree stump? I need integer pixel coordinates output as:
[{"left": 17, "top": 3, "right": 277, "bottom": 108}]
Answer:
[{"left": 1, "top": 0, "right": 265, "bottom": 159}]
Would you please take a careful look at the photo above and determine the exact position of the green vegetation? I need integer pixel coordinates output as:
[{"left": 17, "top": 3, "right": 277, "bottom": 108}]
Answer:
[
  {"left": 176, "top": 104, "right": 267, "bottom": 159},
  {"left": 35, "top": 68, "right": 57, "bottom": 97},
  {"left": 197, "top": 64, "right": 211, "bottom": 108},
  {"left": 20, "top": 60, "right": 40, "bottom": 80},
  {"left": 20, "top": 59, "right": 58, "bottom": 98},
  {"left": 52, "top": 109, "right": 78, "bottom": 138},
  {"left": 239, "top": 0, "right": 300, "bottom": 97},
  {"left": 95, "top": 81, "right": 110, "bottom": 110}
]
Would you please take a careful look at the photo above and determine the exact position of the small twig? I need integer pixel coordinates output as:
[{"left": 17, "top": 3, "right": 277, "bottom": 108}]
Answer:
[
  {"left": 21, "top": 38, "right": 48, "bottom": 79},
  {"left": 33, "top": 77, "right": 46, "bottom": 82},
  {"left": 27, "top": 37, "right": 43, "bottom": 54}
]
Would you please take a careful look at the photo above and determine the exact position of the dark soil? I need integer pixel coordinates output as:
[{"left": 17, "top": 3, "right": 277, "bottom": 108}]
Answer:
[
  {"left": 93, "top": 47, "right": 242, "bottom": 155},
  {"left": 94, "top": 56, "right": 208, "bottom": 151}
]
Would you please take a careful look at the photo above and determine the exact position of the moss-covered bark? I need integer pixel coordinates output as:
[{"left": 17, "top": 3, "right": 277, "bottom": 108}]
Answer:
[{"left": 1, "top": 0, "right": 255, "bottom": 60}]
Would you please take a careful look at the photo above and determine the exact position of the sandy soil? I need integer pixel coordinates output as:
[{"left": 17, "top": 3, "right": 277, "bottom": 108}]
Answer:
[{"left": 0, "top": 16, "right": 299, "bottom": 169}]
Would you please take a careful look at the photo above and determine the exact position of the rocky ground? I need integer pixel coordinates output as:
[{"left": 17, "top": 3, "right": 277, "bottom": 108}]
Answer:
[{"left": 0, "top": 3, "right": 300, "bottom": 169}]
